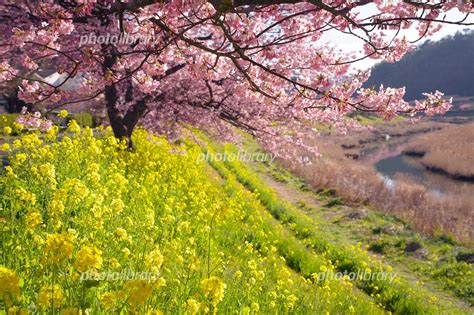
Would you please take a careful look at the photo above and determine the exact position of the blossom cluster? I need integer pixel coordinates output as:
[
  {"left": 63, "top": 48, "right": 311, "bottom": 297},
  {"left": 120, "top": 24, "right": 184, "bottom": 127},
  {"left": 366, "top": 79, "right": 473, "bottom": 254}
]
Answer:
[
  {"left": 15, "top": 107, "right": 53, "bottom": 132},
  {"left": 0, "top": 1, "right": 466, "bottom": 161}
]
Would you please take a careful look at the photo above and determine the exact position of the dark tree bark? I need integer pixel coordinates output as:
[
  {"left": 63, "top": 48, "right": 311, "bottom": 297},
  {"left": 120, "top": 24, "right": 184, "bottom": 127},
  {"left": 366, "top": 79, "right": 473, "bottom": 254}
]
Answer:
[
  {"left": 2, "top": 88, "right": 31, "bottom": 113},
  {"left": 104, "top": 86, "right": 148, "bottom": 149},
  {"left": 102, "top": 46, "right": 148, "bottom": 149}
]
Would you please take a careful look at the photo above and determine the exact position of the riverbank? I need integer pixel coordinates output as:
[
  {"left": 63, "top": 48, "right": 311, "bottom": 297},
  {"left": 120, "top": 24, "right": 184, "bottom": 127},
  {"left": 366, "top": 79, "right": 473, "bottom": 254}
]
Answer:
[
  {"left": 403, "top": 123, "right": 474, "bottom": 181},
  {"left": 316, "top": 120, "right": 447, "bottom": 161},
  {"left": 269, "top": 119, "right": 473, "bottom": 243},
  {"left": 235, "top": 135, "right": 473, "bottom": 308}
]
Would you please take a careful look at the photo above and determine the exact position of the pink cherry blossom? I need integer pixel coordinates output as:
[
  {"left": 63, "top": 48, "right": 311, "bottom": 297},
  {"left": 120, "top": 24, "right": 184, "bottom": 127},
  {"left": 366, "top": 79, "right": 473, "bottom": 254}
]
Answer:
[{"left": 0, "top": 1, "right": 470, "bottom": 157}]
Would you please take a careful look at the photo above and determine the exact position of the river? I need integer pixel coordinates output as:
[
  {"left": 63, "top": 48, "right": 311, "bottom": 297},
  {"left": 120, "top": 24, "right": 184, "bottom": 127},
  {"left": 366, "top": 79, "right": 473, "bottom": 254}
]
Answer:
[{"left": 359, "top": 137, "right": 474, "bottom": 195}]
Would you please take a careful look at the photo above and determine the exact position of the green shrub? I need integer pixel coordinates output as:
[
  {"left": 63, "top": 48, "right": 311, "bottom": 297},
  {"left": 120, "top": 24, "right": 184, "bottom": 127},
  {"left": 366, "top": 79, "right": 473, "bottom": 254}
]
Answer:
[
  {"left": 73, "top": 112, "right": 95, "bottom": 127},
  {"left": 0, "top": 113, "right": 19, "bottom": 129}
]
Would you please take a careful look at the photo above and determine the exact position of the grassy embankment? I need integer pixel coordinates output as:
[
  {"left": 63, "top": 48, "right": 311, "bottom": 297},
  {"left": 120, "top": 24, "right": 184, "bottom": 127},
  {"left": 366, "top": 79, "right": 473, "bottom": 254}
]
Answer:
[
  {"left": 281, "top": 117, "right": 473, "bottom": 242},
  {"left": 0, "top": 123, "right": 472, "bottom": 313},
  {"left": 0, "top": 124, "right": 398, "bottom": 314},
  {"left": 204, "top": 136, "right": 473, "bottom": 310}
]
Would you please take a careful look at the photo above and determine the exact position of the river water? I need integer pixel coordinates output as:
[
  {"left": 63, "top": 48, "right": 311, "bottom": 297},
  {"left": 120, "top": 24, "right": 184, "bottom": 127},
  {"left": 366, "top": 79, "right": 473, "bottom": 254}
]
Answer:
[{"left": 360, "top": 139, "right": 474, "bottom": 195}]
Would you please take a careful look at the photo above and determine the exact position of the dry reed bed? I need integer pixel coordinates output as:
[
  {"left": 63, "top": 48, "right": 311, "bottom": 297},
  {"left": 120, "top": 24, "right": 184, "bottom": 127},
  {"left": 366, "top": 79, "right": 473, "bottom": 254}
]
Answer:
[
  {"left": 404, "top": 123, "right": 474, "bottom": 180},
  {"left": 284, "top": 158, "right": 473, "bottom": 243},
  {"left": 275, "top": 130, "right": 473, "bottom": 243}
]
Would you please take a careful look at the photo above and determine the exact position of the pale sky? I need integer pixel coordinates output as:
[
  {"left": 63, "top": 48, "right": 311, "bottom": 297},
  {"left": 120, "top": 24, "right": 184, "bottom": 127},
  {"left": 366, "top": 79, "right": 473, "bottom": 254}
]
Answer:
[{"left": 320, "top": 5, "right": 474, "bottom": 70}]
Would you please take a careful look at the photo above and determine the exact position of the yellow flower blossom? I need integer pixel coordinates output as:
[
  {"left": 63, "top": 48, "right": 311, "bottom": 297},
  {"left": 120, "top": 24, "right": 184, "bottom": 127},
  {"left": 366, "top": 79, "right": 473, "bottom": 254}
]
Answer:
[
  {"left": 0, "top": 143, "right": 10, "bottom": 151},
  {"left": 144, "top": 249, "right": 164, "bottom": 272},
  {"left": 185, "top": 298, "right": 200, "bottom": 315},
  {"left": 125, "top": 280, "right": 153, "bottom": 307},
  {"left": 200, "top": 276, "right": 226, "bottom": 307},
  {"left": 67, "top": 120, "right": 81, "bottom": 134},
  {"left": 74, "top": 245, "right": 103, "bottom": 272},
  {"left": 44, "top": 232, "right": 75, "bottom": 264},
  {"left": 0, "top": 266, "right": 20, "bottom": 307},
  {"left": 37, "top": 284, "right": 62, "bottom": 310},
  {"left": 58, "top": 110, "right": 68, "bottom": 119},
  {"left": 7, "top": 306, "right": 28, "bottom": 315},
  {"left": 113, "top": 227, "right": 129, "bottom": 241},
  {"left": 60, "top": 307, "right": 79, "bottom": 315},
  {"left": 251, "top": 302, "right": 260, "bottom": 312},
  {"left": 122, "top": 247, "right": 131, "bottom": 258},
  {"left": 25, "top": 208, "right": 42, "bottom": 230},
  {"left": 101, "top": 290, "right": 126, "bottom": 311},
  {"left": 234, "top": 270, "right": 243, "bottom": 280}
]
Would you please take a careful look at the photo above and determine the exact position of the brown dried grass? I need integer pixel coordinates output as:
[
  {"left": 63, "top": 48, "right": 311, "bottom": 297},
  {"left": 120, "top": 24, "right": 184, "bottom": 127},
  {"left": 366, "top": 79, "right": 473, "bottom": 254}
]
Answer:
[
  {"left": 277, "top": 146, "right": 474, "bottom": 244},
  {"left": 405, "top": 123, "right": 474, "bottom": 179}
]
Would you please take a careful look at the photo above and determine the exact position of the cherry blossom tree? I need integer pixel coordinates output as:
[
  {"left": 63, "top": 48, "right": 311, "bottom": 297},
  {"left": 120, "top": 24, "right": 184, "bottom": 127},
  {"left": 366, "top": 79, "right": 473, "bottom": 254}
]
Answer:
[{"left": 0, "top": 0, "right": 472, "bottom": 156}]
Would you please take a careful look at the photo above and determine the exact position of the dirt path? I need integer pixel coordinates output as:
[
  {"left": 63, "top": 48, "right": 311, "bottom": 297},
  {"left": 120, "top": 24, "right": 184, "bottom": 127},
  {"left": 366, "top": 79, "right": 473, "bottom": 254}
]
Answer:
[{"left": 247, "top": 160, "right": 474, "bottom": 311}]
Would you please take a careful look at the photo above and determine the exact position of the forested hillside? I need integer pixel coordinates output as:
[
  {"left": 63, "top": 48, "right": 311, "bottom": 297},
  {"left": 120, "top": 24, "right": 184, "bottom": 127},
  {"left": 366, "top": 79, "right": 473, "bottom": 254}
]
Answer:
[{"left": 365, "top": 31, "right": 474, "bottom": 101}]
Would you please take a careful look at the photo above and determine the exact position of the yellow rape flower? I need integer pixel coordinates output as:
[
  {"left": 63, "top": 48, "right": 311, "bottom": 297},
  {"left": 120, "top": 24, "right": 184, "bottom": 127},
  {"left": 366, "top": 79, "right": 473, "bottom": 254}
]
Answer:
[
  {"left": 12, "top": 139, "right": 21, "bottom": 149},
  {"left": 125, "top": 280, "right": 153, "bottom": 307},
  {"left": 12, "top": 122, "right": 24, "bottom": 133},
  {"left": 145, "top": 249, "right": 164, "bottom": 273},
  {"left": 247, "top": 260, "right": 257, "bottom": 270},
  {"left": 0, "top": 143, "right": 10, "bottom": 151},
  {"left": 8, "top": 306, "right": 28, "bottom": 315},
  {"left": 113, "top": 228, "right": 129, "bottom": 241},
  {"left": 154, "top": 277, "right": 166, "bottom": 289},
  {"left": 7, "top": 306, "right": 28, "bottom": 315},
  {"left": 60, "top": 307, "right": 79, "bottom": 315},
  {"left": 109, "top": 258, "right": 121, "bottom": 270},
  {"left": 49, "top": 190, "right": 66, "bottom": 215},
  {"left": 251, "top": 302, "right": 260, "bottom": 312},
  {"left": 234, "top": 270, "right": 243, "bottom": 280},
  {"left": 0, "top": 266, "right": 20, "bottom": 307},
  {"left": 74, "top": 245, "right": 102, "bottom": 272},
  {"left": 200, "top": 276, "right": 226, "bottom": 307},
  {"left": 38, "top": 163, "right": 56, "bottom": 180},
  {"left": 185, "top": 298, "right": 200, "bottom": 315},
  {"left": 101, "top": 290, "right": 125, "bottom": 311},
  {"left": 63, "top": 179, "right": 89, "bottom": 201},
  {"left": 74, "top": 245, "right": 103, "bottom": 272},
  {"left": 14, "top": 187, "right": 36, "bottom": 205},
  {"left": 122, "top": 247, "right": 131, "bottom": 258},
  {"left": 285, "top": 294, "right": 298, "bottom": 310},
  {"left": 45, "top": 125, "right": 59, "bottom": 141},
  {"left": 58, "top": 110, "right": 68, "bottom": 119},
  {"left": 37, "top": 284, "right": 62, "bottom": 310},
  {"left": 67, "top": 120, "right": 81, "bottom": 134},
  {"left": 25, "top": 208, "right": 42, "bottom": 230},
  {"left": 111, "top": 198, "right": 125, "bottom": 213},
  {"left": 44, "top": 232, "right": 75, "bottom": 264}
]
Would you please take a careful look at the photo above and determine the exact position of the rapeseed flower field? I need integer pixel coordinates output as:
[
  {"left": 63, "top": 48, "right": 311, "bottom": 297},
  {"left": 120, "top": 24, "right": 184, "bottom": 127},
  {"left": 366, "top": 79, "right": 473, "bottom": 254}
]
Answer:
[{"left": 0, "top": 122, "right": 466, "bottom": 314}]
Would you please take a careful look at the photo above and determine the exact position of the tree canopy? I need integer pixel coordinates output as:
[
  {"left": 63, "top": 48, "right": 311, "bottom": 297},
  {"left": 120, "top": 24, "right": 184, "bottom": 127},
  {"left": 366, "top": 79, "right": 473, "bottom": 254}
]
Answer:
[{"left": 0, "top": 1, "right": 472, "bottom": 157}]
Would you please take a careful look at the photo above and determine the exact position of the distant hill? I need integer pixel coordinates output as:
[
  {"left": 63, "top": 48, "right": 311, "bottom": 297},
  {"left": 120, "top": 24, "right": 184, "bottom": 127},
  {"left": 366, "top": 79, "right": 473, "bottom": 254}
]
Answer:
[{"left": 364, "top": 30, "right": 474, "bottom": 101}]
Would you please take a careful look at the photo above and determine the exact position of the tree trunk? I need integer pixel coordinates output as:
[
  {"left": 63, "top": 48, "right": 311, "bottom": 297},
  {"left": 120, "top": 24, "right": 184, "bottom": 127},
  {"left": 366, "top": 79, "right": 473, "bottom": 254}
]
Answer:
[
  {"left": 103, "top": 47, "right": 147, "bottom": 149},
  {"left": 105, "top": 97, "right": 147, "bottom": 150}
]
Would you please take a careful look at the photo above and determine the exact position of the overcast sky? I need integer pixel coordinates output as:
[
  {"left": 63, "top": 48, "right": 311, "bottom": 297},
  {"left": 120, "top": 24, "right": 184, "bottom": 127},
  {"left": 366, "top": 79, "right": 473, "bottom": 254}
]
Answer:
[{"left": 320, "top": 6, "right": 474, "bottom": 70}]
